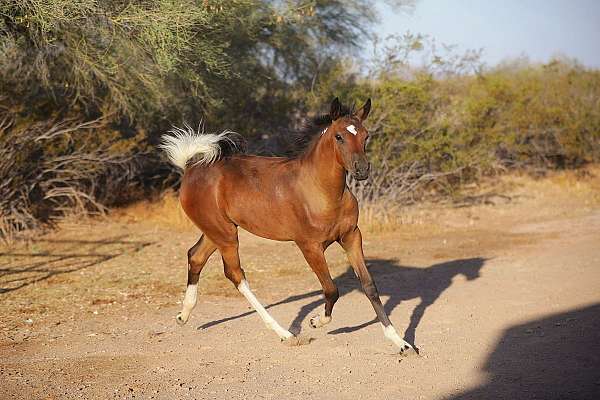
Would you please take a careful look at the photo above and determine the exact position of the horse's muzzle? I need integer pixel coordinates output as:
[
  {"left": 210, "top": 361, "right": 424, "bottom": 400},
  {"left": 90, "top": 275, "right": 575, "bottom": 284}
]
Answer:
[
  {"left": 353, "top": 171, "right": 369, "bottom": 181},
  {"left": 352, "top": 160, "right": 370, "bottom": 181}
]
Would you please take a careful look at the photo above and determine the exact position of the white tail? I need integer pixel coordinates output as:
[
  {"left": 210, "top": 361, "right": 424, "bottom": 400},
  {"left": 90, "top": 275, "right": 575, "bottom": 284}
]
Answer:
[{"left": 160, "top": 124, "right": 239, "bottom": 170}]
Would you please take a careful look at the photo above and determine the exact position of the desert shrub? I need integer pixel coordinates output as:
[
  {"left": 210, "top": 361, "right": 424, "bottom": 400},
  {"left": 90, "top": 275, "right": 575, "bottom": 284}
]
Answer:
[
  {"left": 0, "top": 0, "right": 389, "bottom": 240},
  {"left": 1, "top": 5, "right": 598, "bottom": 239},
  {"left": 306, "top": 36, "right": 600, "bottom": 207},
  {"left": 0, "top": 111, "right": 174, "bottom": 239}
]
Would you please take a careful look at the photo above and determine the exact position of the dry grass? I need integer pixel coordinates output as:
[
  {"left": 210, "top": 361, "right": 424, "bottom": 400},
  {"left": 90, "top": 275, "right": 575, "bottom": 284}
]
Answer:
[
  {"left": 357, "top": 165, "right": 600, "bottom": 232},
  {"left": 113, "top": 190, "right": 196, "bottom": 231},
  {"left": 111, "top": 165, "right": 600, "bottom": 236}
]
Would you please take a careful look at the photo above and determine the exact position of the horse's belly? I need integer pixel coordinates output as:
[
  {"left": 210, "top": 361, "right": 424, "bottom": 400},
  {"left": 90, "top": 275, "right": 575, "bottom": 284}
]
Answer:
[
  {"left": 228, "top": 201, "right": 337, "bottom": 243},
  {"left": 237, "top": 222, "right": 295, "bottom": 242},
  {"left": 227, "top": 201, "right": 297, "bottom": 241}
]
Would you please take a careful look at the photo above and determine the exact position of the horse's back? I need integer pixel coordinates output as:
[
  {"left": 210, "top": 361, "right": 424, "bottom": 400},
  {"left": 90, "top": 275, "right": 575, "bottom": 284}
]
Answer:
[{"left": 181, "top": 154, "right": 296, "bottom": 193}]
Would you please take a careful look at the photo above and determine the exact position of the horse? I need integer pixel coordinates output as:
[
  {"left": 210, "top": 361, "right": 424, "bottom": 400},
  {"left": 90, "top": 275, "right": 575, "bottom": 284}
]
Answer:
[{"left": 160, "top": 98, "right": 415, "bottom": 354}]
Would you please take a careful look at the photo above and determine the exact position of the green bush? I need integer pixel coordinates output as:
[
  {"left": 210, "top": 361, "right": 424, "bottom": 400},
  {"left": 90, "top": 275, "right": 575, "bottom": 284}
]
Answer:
[
  {"left": 0, "top": 0, "right": 380, "bottom": 239},
  {"left": 1, "top": 4, "right": 599, "bottom": 238},
  {"left": 309, "top": 51, "right": 600, "bottom": 201}
]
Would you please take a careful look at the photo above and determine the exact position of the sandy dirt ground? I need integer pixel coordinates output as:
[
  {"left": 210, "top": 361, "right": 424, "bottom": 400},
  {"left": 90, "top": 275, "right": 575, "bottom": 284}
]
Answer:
[{"left": 1, "top": 172, "right": 600, "bottom": 399}]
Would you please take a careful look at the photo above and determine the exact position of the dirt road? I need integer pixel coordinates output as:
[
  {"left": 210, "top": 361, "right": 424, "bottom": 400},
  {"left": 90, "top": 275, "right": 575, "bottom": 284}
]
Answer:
[{"left": 1, "top": 174, "right": 600, "bottom": 399}]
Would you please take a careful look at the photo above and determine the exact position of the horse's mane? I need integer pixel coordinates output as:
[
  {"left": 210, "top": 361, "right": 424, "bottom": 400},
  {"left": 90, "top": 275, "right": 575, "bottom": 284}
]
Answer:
[{"left": 286, "top": 102, "right": 355, "bottom": 157}]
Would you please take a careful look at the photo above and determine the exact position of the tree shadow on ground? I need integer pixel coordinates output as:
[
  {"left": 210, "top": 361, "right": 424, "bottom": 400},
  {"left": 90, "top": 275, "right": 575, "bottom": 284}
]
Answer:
[
  {"left": 199, "top": 257, "right": 486, "bottom": 348},
  {"left": 0, "top": 236, "right": 153, "bottom": 294},
  {"left": 446, "top": 303, "right": 600, "bottom": 400}
]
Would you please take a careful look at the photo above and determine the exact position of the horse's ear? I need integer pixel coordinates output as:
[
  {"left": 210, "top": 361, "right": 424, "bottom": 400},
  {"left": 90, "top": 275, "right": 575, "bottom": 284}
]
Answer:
[
  {"left": 330, "top": 97, "right": 342, "bottom": 120},
  {"left": 357, "top": 98, "right": 371, "bottom": 121}
]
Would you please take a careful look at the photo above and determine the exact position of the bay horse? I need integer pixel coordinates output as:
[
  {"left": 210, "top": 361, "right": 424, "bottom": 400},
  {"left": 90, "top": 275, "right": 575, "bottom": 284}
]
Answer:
[{"left": 160, "top": 98, "right": 414, "bottom": 354}]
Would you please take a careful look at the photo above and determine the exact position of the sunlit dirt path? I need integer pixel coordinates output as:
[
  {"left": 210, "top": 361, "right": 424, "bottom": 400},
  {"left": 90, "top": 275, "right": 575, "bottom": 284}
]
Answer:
[{"left": 2, "top": 175, "right": 599, "bottom": 399}]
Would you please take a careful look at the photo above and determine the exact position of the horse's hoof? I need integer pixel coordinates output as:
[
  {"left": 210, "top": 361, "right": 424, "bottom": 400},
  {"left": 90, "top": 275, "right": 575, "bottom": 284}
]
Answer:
[
  {"left": 282, "top": 335, "right": 312, "bottom": 347},
  {"left": 175, "top": 313, "right": 187, "bottom": 326},
  {"left": 398, "top": 344, "right": 418, "bottom": 357},
  {"left": 309, "top": 314, "right": 331, "bottom": 328}
]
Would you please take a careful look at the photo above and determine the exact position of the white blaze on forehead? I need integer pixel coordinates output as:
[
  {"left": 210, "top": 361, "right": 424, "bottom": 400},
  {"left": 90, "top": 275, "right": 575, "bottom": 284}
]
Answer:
[{"left": 346, "top": 124, "right": 358, "bottom": 135}]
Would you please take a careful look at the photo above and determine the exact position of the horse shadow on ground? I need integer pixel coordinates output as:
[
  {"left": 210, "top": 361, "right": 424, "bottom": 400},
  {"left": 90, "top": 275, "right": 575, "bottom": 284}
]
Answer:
[
  {"left": 0, "top": 236, "right": 153, "bottom": 294},
  {"left": 198, "top": 257, "right": 486, "bottom": 348},
  {"left": 446, "top": 303, "right": 600, "bottom": 400}
]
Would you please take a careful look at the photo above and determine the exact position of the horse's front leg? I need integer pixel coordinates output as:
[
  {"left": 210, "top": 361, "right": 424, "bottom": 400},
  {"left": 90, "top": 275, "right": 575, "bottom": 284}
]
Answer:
[
  {"left": 339, "top": 227, "right": 415, "bottom": 355},
  {"left": 296, "top": 242, "right": 339, "bottom": 329}
]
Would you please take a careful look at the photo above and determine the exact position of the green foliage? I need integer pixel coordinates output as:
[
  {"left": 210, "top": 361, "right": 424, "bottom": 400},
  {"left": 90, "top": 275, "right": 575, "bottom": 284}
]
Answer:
[
  {"left": 1, "top": 1, "right": 598, "bottom": 238},
  {"left": 308, "top": 44, "right": 600, "bottom": 198},
  {"left": 1, "top": 0, "right": 381, "bottom": 132},
  {"left": 0, "top": 0, "right": 382, "bottom": 238}
]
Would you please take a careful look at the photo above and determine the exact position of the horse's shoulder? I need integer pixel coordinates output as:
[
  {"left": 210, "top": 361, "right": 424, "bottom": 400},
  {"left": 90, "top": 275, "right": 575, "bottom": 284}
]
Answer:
[{"left": 334, "top": 188, "right": 359, "bottom": 236}]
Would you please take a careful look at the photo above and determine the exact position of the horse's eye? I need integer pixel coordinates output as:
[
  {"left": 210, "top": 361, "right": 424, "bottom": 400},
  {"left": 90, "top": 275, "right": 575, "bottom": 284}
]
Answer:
[{"left": 335, "top": 134, "right": 343, "bottom": 142}]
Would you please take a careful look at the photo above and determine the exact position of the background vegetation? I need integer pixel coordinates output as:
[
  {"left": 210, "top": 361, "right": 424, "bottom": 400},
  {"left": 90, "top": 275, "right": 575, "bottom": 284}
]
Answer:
[{"left": 1, "top": 1, "right": 599, "bottom": 240}]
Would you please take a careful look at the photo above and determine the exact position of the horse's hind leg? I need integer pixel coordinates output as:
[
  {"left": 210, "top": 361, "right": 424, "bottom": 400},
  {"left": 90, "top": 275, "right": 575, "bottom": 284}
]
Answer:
[
  {"left": 218, "top": 235, "right": 294, "bottom": 341},
  {"left": 340, "top": 227, "right": 415, "bottom": 355},
  {"left": 176, "top": 235, "right": 217, "bottom": 325},
  {"left": 297, "top": 242, "right": 338, "bottom": 329}
]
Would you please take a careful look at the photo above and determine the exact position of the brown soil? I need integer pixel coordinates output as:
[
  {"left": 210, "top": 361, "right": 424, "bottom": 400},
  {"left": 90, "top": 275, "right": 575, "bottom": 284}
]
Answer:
[{"left": 1, "top": 171, "right": 600, "bottom": 399}]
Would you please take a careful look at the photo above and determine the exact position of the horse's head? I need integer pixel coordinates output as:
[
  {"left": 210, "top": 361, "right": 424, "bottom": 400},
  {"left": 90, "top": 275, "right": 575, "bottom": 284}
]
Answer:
[{"left": 327, "top": 97, "right": 371, "bottom": 180}]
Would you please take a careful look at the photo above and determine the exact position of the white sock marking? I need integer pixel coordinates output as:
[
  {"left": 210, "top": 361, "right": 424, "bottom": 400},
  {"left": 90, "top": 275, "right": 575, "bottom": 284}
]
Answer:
[
  {"left": 238, "top": 280, "right": 293, "bottom": 340},
  {"left": 179, "top": 284, "right": 197, "bottom": 322},
  {"left": 382, "top": 324, "right": 413, "bottom": 350}
]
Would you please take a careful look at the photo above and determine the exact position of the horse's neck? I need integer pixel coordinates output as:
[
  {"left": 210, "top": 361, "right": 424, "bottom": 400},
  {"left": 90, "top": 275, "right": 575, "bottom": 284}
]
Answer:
[{"left": 300, "top": 133, "right": 346, "bottom": 202}]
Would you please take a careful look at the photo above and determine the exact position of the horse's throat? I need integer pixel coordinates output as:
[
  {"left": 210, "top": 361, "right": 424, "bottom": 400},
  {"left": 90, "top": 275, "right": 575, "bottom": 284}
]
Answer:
[{"left": 304, "top": 137, "right": 346, "bottom": 201}]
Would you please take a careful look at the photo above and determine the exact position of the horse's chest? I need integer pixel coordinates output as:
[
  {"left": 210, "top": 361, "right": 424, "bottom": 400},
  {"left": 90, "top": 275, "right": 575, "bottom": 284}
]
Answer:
[{"left": 301, "top": 204, "right": 355, "bottom": 240}]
